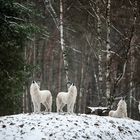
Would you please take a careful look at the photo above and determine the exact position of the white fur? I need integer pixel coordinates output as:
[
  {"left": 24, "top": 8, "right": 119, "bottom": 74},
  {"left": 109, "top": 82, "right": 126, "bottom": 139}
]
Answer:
[
  {"left": 30, "top": 81, "right": 52, "bottom": 113},
  {"left": 109, "top": 99, "right": 127, "bottom": 118},
  {"left": 138, "top": 102, "right": 140, "bottom": 114},
  {"left": 56, "top": 84, "right": 77, "bottom": 113}
]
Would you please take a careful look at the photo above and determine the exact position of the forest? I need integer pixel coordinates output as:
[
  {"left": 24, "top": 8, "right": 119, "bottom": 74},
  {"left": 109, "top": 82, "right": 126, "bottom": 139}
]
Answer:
[{"left": 0, "top": 0, "right": 140, "bottom": 121}]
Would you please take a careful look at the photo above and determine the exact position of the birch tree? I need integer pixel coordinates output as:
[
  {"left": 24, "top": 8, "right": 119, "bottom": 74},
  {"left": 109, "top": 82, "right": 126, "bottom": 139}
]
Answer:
[
  {"left": 60, "top": 0, "right": 70, "bottom": 84},
  {"left": 43, "top": 0, "right": 70, "bottom": 85},
  {"left": 96, "top": 0, "right": 103, "bottom": 102},
  {"left": 106, "top": 0, "right": 112, "bottom": 108}
]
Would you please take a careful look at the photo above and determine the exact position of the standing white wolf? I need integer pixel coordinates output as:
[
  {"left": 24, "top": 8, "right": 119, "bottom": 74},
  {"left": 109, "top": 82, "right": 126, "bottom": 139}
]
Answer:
[
  {"left": 30, "top": 81, "right": 52, "bottom": 113},
  {"left": 109, "top": 98, "right": 127, "bottom": 118},
  {"left": 56, "top": 83, "right": 77, "bottom": 113}
]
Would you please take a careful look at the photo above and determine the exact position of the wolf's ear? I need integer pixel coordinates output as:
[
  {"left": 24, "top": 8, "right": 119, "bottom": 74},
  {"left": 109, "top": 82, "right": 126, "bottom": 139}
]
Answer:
[
  {"left": 67, "top": 81, "right": 72, "bottom": 85},
  {"left": 120, "top": 97, "right": 124, "bottom": 100},
  {"left": 122, "top": 96, "right": 126, "bottom": 100}
]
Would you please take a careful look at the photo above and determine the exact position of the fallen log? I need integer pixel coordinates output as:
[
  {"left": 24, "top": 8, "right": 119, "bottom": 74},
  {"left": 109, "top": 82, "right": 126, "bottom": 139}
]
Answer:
[{"left": 85, "top": 106, "right": 110, "bottom": 116}]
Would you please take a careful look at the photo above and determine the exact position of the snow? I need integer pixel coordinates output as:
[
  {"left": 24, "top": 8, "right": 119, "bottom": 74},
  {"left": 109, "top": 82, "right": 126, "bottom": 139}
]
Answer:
[
  {"left": 0, "top": 113, "right": 140, "bottom": 140},
  {"left": 88, "top": 107, "right": 108, "bottom": 112}
]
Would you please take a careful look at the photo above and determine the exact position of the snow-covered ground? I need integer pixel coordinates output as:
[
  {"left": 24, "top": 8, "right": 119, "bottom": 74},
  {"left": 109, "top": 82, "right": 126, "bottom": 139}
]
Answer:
[{"left": 0, "top": 113, "right": 140, "bottom": 140}]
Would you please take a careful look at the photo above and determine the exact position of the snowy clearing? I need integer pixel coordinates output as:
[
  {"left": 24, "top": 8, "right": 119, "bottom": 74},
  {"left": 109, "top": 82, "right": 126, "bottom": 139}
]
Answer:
[{"left": 0, "top": 113, "right": 140, "bottom": 140}]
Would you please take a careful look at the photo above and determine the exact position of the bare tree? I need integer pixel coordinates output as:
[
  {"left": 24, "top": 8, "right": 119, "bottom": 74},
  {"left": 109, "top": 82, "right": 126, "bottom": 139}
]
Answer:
[
  {"left": 105, "top": 0, "right": 112, "bottom": 108},
  {"left": 129, "top": 2, "right": 137, "bottom": 116},
  {"left": 60, "top": 0, "right": 69, "bottom": 84},
  {"left": 96, "top": 0, "right": 103, "bottom": 102}
]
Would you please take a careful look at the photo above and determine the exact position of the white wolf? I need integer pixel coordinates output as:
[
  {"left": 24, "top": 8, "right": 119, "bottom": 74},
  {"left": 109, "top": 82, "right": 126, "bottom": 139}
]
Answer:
[
  {"left": 30, "top": 81, "right": 52, "bottom": 113},
  {"left": 56, "top": 83, "right": 77, "bottom": 114},
  {"left": 109, "top": 99, "right": 127, "bottom": 118}
]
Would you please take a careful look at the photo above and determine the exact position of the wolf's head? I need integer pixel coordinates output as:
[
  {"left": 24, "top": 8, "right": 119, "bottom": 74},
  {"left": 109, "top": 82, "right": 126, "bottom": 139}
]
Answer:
[
  {"left": 68, "top": 83, "right": 77, "bottom": 95},
  {"left": 30, "top": 81, "right": 40, "bottom": 92},
  {"left": 117, "top": 99, "right": 127, "bottom": 110}
]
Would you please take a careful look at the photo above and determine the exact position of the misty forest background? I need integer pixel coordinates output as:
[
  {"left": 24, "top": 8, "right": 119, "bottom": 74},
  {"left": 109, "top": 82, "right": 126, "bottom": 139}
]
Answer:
[{"left": 0, "top": 0, "right": 140, "bottom": 121}]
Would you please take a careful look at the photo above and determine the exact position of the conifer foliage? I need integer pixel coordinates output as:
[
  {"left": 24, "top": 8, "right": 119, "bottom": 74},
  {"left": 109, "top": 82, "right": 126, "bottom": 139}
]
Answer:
[{"left": 0, "top": 0, "right": 40, "bottom": 115}]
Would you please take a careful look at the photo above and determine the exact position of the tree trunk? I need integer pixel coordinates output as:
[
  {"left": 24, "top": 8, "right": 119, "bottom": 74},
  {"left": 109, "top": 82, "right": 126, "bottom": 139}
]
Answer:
[
  {"left": 40, "top": 40, "right": 46, "bottom": 88},
  {"left": 129, "top": 42, "right": 136, "bottom": 117},
  {"left": 106, "top": 0, "right": 112, "bottom": 108},
  {"left": 57, "top": 51, "right": 63, "bottom": 92},
  {"left": 22, "top": 45, "right": 27, "bottom": 113},
  {"left": 60, "top": 0, "right": 69, "bottom": 85},
  {"left": 96, "top": 2, "right": 103, "bottom": 102},
  {"left": 129, "top": 1, "right": 137, "bottom": 118},
  {"left": 79, "top": 63, "right": 84, "bottom": 113},
  {"left": 33, "top": 37, "right": 36, "bottom": 79},
  {"left": 129, "top": 59, "right": 134, "bottom": 118}
]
